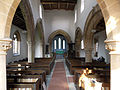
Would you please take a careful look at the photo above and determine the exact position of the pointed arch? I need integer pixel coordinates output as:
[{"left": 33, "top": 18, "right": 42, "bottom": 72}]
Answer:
[
  {"left": 35, "top": 18, "right": 45, "bottom": 57},
  {"left": 48, "top": 30, "right": 71, "bottom": 55},
  {"left": 84, "top": 4, "right": 103, "bottom": 50},
  {"left": 75, "top": 27, "right": 82, "bottom": 57},
  {"left": 83, "top": 4, "right": 104, "bottom": 62}
]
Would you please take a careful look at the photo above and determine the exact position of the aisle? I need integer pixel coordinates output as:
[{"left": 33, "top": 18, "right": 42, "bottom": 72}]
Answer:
[{"left": 48, "top": 61, "right": 69, "bottom": 90}]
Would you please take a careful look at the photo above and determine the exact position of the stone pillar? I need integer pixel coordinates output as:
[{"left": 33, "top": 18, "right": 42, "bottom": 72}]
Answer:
[
  {"left": 75, "top": 41, "right": 81, "bottom": 57},
  {"left": 105, "top": 40, "right": 120, "bottom": 90},
  {"left": 40, "top": 40, "right": 43, "bottom": 57},
  {"left": 27, "top": 41, "right": 34, "bottom": 63},
  {"left": 85, "top": 48, "right": 93, "bottom": 62},
  {"left": 0, "top": 38, "right": 12, "bottom": 90}
]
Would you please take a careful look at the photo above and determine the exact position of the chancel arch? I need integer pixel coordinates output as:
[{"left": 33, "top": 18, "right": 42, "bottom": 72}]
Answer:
[{"left": 48, "top": 30, "right": 71, "bottom": 56}]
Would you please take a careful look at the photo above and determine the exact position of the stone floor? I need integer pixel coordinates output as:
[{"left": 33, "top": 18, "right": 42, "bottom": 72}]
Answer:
[{"left": 46, "top": 59, "right": 76, "bottom": 90}]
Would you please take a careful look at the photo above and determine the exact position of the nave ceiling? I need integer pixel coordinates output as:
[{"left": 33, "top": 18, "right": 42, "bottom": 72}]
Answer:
[{"left": 41, "top": 0, "right": 77, "bottom": 10}]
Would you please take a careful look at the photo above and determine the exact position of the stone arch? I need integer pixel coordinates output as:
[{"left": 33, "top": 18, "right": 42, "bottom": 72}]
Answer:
[
  {"left": 19, "top": 1, "right": 35, "bottom": 63},
  {"left": 2, "top": 0, "right": 21, "bottom": 38},
  {"left": 84, "top": 4, "right": 104, "bottom": 62},
  {"left": 75, "top": 27, "right": 82, "bottom": 57},
  {"left": 19, "top": 1, "right": 35, "bottom": 42},
  {"left": 0, "top": 1, "right": 21, "bottom": 90},
  {"left": 35, "top": 18, "right": 45, "bottom": 57},
  {"left": 97, "top": 0, "right": 120, "bottom": 41},
  {"left": 48, "top": 30, "right": 71, "bottom": 55},
  {"left": 0, "top": 0, "right": 35, "bottom": 62},
  {"left": 97, "top": 1, "right": 120, "bottom": 89}
]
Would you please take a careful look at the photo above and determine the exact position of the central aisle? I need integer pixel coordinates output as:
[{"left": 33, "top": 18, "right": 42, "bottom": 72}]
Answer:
[{"left": 48, "top": 61, "right": 69, "bottom": 90}]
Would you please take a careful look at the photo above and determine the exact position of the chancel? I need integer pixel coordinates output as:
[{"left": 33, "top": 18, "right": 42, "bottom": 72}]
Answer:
[{"left": 0, "top": 0, "right": 120, "bottom": 90}]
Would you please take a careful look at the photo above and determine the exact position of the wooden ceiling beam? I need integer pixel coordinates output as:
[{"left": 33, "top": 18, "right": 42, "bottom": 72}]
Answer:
[
  {"left": 14, "top": 14, "right": 25, "bottom": 23},
  {"left": 41, "top": 0, "right": 77, "bottom": 3},
  {"left": 41, "top": 2, "right": 76, "bottom": 5}
]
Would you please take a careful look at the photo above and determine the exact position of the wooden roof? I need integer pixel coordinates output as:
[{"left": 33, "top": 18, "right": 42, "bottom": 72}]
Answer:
[
  {"left": 12, "top": 6, "right": 26, "bottom": 30},
  {"left": 41, "top": 0, "right": 77, "bottom": 10}
]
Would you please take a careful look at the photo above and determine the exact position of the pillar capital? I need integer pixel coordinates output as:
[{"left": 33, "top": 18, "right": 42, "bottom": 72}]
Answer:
[
  {"left": 27, "top": 41, "right": 32, "bottom": 44},
  {"left": 27, "top": 41, "right": 32, "bottom": 47},
  {"left": 0, "top": 38, "right": 12, "bottom": 54},
  {"left": 105, "top": 40, "right": 120, "bottom": 54}
]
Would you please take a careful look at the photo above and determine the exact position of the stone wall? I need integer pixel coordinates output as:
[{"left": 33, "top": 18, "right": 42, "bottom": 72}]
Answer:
[{"left": 6, "top": 25, "right": 28, "bottom": 64}]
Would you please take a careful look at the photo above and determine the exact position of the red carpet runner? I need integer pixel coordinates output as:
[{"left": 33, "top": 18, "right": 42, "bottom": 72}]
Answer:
[{"left": 48, "top": 62, "right": 69, "bottom": 90}]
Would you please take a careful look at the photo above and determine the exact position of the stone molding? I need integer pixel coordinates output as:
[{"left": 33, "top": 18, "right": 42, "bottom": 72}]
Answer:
[
  {"left": 105, "top": 40, "right": 120, "bottom": 54},
  {"left": 27, "top": 41, "right": 32, "bottom": 46},
  {"left": 0, "top": 38, "right": 12, "bottom": 54},
  {"left": 48, "top": 30, "right": 71, "bottom": 43}
]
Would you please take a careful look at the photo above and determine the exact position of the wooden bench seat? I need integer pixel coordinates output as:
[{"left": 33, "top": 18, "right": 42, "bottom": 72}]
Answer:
[
  {"left": 7, "top": 75, "right": 44, "bottom": 90},
  {"left": 7, "top": 57, "right": 55, "bottom": 90},
  {"left": 7, "top": 57, "right": 55, "bottom": 75},
  {"left": 73, "top": 68, "right": 110, "bottom": 85},
  {"left": 7, "top": 69, "right": 46, "bottom": 84},
  {"left": 8, "top": 82, "right": 39, "bottom": 90},
  {"left": 66, "top": 58, "right": 110, "bottom": 74},
  {"left": 74, "top": 68, "right": 110, "bottom": 90}
]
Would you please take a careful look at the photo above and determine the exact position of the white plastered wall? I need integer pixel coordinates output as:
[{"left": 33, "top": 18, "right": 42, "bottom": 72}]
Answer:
[
  {"left": 44, "top": 10, "right": 75, "bottom": 44},
  {"left": 7, "top": 25, "right": 28, "bottom": 64},
  {"left": 75, "top": 0, "right": 97, "bottom": 32},
  {"left": 29, "top": 0, "right": 40, "bottom": 26},
  {"left": 93, "top": 30, "right": 110, "bottom": 63},
  {"left": 35, "top": 30, "right": 43, "bottom": 58}
]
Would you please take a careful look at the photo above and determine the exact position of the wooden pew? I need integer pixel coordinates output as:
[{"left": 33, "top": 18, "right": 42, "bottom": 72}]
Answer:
[
  {"left": 7, "top": 75, "right": 42, "bottom": 90},
  {"left": 7, "top": 69, "right": 46, "bottom": 84},
  {"left": 7, "top": 57, "right": 55, "bottom": 75},
  {"left": 7, "top": 57, "right": 55, "bottom": 90},
  {"left": 8, "top": 82, "right": 40, "bottom": 90},
  {"left": 65, "top": 58, "right": 92, "bottom": 74},
  {"left": 74, "top": 68, "right": 110, "bottom": 90},
  {"left": 102, "top": 83, "right": 110, "bottom": 90},
  {"left": 35, "top": 57, "right": 55, "bottom": 71},
  {"left": 66, "top": 57, "right": 110, "bottom": 74}
]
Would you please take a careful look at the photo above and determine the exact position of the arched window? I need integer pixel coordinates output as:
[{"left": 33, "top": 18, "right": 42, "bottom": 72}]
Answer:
[
  {"left": 39, "top": 4, "right": 42, "bottom": 19},
  {"left": 52, "top": 35, "right": 67, "bottom": 52},
  {"left": 13, "top": 31, "right": 21, "bottom": 56},
  {"left": 54, "top": 40, "right": 57, "bottom": 49},
  {"left": 58, "top": 38, "right": 61, "bottom": 49},
  {"left": 74, "top": 10, "right": 77, "bottom": 23},
  {"left": 81, "top": 40, "right": 84, "bottom": 49},
  {"left": 94, "top": 39, "right": 99, "bottom": 57},
  {"left": 63, "top": 40, "right": 66, "bottom": 49},
  {"left": 81, "top": 0, "right": 85, "bottom": 13}
]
